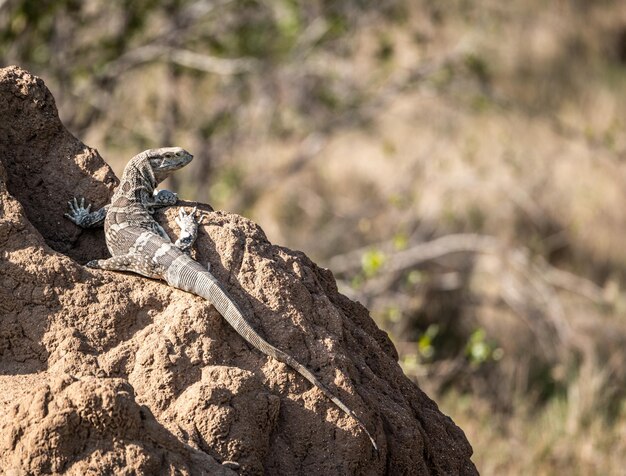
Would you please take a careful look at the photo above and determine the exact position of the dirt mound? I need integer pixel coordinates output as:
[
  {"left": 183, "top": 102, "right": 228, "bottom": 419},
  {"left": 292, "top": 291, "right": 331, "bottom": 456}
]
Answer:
[
  {"left": 0, "top": 66, "right": 477, "bottom": 475},
  {"left": 1, "top": 375, "right": 232, "bottom": 475}
]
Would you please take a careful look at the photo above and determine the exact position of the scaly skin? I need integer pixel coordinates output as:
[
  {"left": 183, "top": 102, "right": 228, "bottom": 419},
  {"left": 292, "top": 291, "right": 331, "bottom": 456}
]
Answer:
[{"left": 66, "top": 147, "right": 378, "bottom": 451}]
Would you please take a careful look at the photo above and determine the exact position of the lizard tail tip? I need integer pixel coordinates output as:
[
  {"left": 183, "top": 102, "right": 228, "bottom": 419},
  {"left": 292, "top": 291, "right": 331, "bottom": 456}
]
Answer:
[
  {"left": 357, "top": 422, "right": 378, "bottom": 452},
  {"left": 368, "top": 433, "right": 378, "bottom": 452}
]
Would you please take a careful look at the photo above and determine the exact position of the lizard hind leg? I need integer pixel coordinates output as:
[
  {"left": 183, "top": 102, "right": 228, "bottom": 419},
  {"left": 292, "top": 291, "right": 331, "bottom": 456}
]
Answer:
[{"left": 86, "top": 253, "right": 163, "bottom": 279}]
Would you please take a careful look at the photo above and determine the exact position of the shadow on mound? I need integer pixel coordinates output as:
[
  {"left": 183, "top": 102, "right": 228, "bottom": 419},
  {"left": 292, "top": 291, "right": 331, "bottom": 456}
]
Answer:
[{"left": 0, "top": 66, "right": 116, "bottom": 263}]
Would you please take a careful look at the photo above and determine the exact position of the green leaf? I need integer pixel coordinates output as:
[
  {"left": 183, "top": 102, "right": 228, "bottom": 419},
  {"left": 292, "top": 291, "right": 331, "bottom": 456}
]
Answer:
[{"left": 361, "top": 249, "right": 386, "bottom": 277}]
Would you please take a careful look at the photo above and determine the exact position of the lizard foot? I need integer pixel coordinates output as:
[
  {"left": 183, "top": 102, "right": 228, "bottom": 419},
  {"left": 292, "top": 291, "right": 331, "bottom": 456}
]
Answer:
[
  {"left": 64, "top": 197, "right": 107, "bottom": 228},
  {"left": 153, "top": 189, "right": 178, "bottom": 207},
  {"left": 85, "top": 259, "right": 102, "bottom": 268},
  {"left": 65, "top": 197, "right": 92, "bottom": 225},
  {"left": 174, "top": 206, "right": 204, "bottom": 252}
]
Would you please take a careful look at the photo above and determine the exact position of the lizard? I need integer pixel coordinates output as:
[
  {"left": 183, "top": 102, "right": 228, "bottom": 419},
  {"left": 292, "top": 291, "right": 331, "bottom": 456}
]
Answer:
[{"left": 65, "top": 147, "right": 378, "bottom": 451}]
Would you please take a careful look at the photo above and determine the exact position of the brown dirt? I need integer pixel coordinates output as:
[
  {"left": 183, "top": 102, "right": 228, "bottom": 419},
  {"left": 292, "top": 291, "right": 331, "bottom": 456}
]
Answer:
[{"left": 0, "top": 66, "right": 477, "bottom": 475}]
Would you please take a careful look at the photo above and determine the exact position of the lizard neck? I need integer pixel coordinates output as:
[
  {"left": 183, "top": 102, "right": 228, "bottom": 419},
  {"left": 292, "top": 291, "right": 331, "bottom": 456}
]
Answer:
[{"left": 112, "top": 153, "right": 157, "bottom": 206}]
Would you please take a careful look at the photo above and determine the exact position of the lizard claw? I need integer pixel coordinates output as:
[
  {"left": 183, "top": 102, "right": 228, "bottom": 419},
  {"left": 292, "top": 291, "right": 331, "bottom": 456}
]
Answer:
[
  {"left": 190, "top": 206, "right": 205, "bottom": 224},
  {"left": 175, "top": 206, "right": 203, "bottom": 229}
]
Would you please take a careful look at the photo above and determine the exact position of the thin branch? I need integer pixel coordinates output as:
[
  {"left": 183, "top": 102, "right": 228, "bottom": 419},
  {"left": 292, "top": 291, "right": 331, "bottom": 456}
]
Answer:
[
  {"left": 168, "top": 48, "right": 258, "bottom": 75},
  {"left": 102, "top": 44, "right": 257, "bottom": 78},
  {"left": 539, "top": 260, "right": 605, "bottom": 302},
  {"left": 386, "top": 234, "right": 501, "bottom": 274},
  {"left": 329, "top": 233, "right": 500, "bottom": 275}
]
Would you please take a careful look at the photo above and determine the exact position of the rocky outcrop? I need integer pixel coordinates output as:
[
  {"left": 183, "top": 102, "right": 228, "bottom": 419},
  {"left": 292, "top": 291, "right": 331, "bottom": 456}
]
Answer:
[{"left": 0, "top": 66, "right": 477, "bottom": 475}]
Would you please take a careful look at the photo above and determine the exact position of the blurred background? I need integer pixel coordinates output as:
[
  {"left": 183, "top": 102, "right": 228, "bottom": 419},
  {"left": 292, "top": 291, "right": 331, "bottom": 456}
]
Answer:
[{"left": 3, "top": 0, "right": 626, "bottom": 473}]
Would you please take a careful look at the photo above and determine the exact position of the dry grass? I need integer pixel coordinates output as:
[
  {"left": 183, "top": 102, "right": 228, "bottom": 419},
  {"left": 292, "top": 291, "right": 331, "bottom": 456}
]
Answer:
[{"left": 441, "top": 388, "right": 626, "bottom": 475}]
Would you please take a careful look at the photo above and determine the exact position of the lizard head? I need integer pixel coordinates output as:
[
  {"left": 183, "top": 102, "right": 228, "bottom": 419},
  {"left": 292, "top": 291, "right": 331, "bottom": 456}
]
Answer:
[{"left": 144, "top": 147, "right": 193, "bottom": 183}]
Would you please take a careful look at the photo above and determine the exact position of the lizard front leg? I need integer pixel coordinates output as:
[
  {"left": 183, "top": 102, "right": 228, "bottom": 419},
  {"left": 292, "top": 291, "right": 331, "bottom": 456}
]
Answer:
[
  {"left": 65, "top": 197, "right": 108, "bottom": 228},
  {"left": 174, "top": 207, "right": 204, "bottom": 253}
]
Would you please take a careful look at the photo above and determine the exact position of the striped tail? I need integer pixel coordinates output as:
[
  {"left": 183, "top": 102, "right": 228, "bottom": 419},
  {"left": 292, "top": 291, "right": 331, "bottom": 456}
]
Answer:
[{"left": 165, "top": 253, "right": 378, "bottom": 451}]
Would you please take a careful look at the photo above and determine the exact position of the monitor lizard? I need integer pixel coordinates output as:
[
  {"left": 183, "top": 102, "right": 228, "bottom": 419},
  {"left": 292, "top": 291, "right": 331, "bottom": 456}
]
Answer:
[{"left": 65, "top": 147, "right": 378, "bottom": 451}]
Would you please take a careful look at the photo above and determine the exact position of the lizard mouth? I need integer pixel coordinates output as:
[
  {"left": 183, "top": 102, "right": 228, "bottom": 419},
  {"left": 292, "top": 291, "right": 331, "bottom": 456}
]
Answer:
[{"left": 158, "top": 154, "right": 193, "bottom": 170}]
